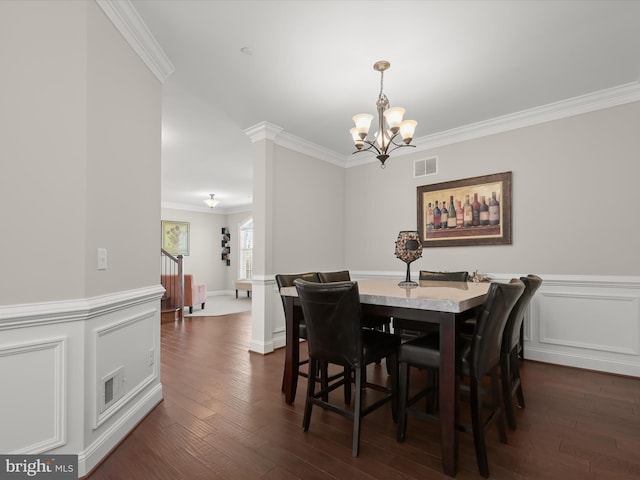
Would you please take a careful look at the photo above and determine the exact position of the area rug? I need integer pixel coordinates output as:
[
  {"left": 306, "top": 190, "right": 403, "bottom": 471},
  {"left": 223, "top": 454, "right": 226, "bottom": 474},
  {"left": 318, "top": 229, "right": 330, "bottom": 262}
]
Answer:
[{"left": 184, "top": 295, "right": 251, "bottom": 317}]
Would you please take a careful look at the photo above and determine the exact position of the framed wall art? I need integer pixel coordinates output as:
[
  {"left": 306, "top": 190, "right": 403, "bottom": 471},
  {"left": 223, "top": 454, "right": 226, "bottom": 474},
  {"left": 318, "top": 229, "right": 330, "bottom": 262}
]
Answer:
[
  {"left": 161, "top": 220, "right": 190, "bottom": 256},
  {"left": 417, "top": 171, "right": 512, "bottom": 247}
]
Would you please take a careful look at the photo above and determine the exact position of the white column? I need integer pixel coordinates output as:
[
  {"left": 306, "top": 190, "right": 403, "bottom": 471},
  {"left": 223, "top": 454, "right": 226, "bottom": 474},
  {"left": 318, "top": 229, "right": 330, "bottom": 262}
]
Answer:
[{"left": 244, "top": 122, "right": 282, "bottom": 354}]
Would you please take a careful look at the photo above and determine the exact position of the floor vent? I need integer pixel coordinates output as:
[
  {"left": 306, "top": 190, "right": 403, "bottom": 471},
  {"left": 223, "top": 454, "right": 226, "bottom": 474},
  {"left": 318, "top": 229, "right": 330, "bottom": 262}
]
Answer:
[{"left": 414, "top": 156, "right": 438, "bottom": 178}]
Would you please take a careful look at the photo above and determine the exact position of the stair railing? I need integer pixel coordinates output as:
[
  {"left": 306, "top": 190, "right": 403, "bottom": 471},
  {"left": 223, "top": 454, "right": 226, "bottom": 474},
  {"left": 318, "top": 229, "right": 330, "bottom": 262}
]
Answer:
[{"left": 161, "top": 249, "right": 184, "bottom": 320}]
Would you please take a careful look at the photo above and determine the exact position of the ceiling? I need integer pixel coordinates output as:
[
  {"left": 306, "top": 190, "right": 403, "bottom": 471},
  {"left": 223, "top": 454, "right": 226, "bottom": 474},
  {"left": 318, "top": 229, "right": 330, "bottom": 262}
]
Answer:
[{"left": 130, "top": 0, "right": 640, "bottom": 213}]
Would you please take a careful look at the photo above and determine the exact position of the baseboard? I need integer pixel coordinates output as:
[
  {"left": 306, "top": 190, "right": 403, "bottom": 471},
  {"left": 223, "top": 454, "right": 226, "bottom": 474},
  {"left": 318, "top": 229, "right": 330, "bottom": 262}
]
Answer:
[{"left": 79, "top": 383, "right": 163, "bottom": 477}]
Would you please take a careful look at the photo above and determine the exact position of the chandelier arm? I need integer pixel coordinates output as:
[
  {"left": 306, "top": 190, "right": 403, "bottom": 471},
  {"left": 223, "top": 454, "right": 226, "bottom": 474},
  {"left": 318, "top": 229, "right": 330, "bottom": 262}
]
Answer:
[
  {"left": 384, "top": 142, "right": 417, "bottom": 156},
  {"left": 352, "top": 139, "right": 382, "bottom": 156}
]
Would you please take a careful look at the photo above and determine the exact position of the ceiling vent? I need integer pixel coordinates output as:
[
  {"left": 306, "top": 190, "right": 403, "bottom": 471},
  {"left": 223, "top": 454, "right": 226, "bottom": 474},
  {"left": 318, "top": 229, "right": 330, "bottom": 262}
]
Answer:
[{"left": 414, "top": 157, "right": 438, "bottom": 178}]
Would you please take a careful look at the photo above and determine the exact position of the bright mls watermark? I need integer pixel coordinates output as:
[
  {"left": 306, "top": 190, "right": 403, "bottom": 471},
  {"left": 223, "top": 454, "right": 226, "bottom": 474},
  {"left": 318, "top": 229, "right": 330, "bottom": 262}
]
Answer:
[{"left": 0, "top": 455, "right": 77, "bottom": 479}]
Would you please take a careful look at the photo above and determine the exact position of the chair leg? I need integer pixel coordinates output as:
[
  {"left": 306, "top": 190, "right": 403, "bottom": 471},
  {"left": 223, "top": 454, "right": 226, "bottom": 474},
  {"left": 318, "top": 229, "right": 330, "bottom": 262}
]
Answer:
[
  {"left": 397, "top": 361, "right": 409, "bottom": 442},
  {"left": 470, "top": 377, "right": 490, "bottom": 478},
  {"left": 352, "top": 367, "right": 363, "bottom": 457},
  {"left": 518, "top": 323, "right": 524, "bottom": 360},
  {"left": 501, "top": 352, "right": 517, "bottom": 431},
  {"left": 512, "top": 350, "right": 525, "bottom": 408},
  {"left": 491, "top": 369, "right": 508, "bottom": 444},
  {"left": 302, "top": 359, "right": 317, "bottom": 432},
  {"left": 319, "top": 361, "right": 329, "bottom": 402}
]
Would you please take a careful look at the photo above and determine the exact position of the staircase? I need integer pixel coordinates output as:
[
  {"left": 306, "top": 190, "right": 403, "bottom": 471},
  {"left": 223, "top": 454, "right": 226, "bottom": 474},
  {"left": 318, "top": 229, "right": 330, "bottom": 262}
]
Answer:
[{"left": 161, "top": 249, "right": 184, "bottom": 322}]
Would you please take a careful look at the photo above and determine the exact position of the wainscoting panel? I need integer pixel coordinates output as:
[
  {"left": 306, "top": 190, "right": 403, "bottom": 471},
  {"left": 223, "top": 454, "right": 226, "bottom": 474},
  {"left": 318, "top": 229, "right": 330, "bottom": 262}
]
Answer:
[
  {"left": 0, "top": 337, "right": 66, "bottom": 453},
  {"left": 539, "top": 292, "right": 639, "bottom": 354},
  {"left": 0, "top": 285, "right": 164, "bottom": 477},
  {"left": 92, "top": 309, "right": 158, "bottom": 428},
  {"left": 521, "top": 275, "right": 640, "bottom": 377}
]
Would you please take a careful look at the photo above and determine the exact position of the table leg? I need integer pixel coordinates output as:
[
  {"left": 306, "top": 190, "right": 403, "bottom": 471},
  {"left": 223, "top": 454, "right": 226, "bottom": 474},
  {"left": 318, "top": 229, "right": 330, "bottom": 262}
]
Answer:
[
  {"left": 281, "top": 296, "right": 299, "bottom": 404},
  {"left": 439, "top": 313, "right": 459, "bottom": 477}
]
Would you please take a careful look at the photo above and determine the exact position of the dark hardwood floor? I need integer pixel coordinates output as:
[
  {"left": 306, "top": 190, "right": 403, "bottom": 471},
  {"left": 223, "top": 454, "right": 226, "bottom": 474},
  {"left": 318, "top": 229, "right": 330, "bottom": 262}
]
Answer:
[{"left": 87, "top": 312, "right": 640, "bottom": 479}]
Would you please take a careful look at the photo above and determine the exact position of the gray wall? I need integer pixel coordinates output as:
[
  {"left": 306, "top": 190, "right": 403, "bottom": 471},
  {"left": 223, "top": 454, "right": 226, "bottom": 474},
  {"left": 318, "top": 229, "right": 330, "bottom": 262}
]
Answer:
[
  {"left": 271, "top": 145, "right": 346, "bottom": 274},
  {"left": 345, "top": 101, "right": 640, "bottom": 276},
  {"left": 0, "top": 0, "right": 161, "bottom": 305}
]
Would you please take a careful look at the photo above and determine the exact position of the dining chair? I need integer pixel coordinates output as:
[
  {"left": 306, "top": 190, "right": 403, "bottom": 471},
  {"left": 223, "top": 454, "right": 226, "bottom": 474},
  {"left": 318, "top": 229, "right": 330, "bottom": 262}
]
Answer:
[
  {"left": 419, "top": 270, "right": 470, "bottom": 282},
  {"left": 397, "top": 279, "right": 525, "bottom": 478},
  {"left": 318, "top": 270, "right": 392, "bottom": 332},
  {"left": 395, "top": 270, "right": 470, "bottom": 339},
  {"left": 294, "top": 279, "right": 401, "bottom": 457},
  {"left": 500, "top": 274, "right": 542, "bottom": 430},
  {"left": 275, "top": 272, "right": 347, "bottom": 403}
]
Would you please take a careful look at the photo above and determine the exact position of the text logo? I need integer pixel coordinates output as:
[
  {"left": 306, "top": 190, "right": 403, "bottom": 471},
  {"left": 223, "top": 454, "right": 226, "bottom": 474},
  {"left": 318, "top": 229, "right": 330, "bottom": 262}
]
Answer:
[{"left": 0, "top": 456, "right": 77, "bottom": 479}]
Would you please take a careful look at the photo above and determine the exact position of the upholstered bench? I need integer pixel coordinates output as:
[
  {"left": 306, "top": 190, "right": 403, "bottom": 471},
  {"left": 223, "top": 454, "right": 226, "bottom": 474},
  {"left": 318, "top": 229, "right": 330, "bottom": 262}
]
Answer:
[{"left": 235, "top": 280, "right": 252, "bottom": 298}]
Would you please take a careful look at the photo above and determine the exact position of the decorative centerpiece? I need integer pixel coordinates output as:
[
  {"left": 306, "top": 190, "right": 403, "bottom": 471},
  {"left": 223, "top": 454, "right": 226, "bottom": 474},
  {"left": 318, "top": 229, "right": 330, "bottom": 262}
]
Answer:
[{"left": 394, "top": 231, "right": 423, "bottom": 287}]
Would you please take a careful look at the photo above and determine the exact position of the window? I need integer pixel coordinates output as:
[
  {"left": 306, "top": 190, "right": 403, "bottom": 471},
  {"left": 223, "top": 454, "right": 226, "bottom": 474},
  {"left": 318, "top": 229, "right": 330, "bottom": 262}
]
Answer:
[{"left": 238, "top": 218, "right": 253, "bottom": 280}]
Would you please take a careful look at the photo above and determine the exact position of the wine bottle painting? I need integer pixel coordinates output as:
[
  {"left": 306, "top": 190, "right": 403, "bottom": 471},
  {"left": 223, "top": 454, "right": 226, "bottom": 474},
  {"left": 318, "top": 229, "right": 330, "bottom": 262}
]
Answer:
[{"left": 417, "top": 172, "right": 512, "bottom": 247}]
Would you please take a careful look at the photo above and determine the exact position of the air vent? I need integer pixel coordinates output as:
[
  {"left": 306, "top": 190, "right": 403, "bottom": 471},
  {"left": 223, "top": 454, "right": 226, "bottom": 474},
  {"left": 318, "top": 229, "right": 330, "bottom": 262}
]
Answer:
[
  {"left": 104, "top": 378, "right": 114, "bottom": 404},
  {"left": 414, "top": 157, "right": 438, "bottom": 178},
  {"left": 100, "top": 366, "right": 124, "bottom": 413}
]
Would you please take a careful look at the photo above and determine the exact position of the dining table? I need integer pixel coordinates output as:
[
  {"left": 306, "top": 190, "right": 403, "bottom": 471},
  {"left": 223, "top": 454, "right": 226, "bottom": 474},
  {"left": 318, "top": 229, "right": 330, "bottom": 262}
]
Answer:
[{"left": 279, "top": 277, "right": 490, "bottom": 477}]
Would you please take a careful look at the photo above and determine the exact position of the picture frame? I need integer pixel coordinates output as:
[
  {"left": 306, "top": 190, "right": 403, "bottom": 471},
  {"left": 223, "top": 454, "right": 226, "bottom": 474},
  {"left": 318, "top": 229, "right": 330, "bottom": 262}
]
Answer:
[
  {"left": 417, "top": 171, "right": 512, "bottom": 247},
  {"left": 161, "top": 220, "right": 190, "bottom": 256}
]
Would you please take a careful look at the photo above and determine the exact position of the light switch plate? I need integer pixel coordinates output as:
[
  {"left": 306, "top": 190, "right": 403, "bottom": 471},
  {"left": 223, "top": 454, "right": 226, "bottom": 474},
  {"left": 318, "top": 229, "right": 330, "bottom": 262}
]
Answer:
[{"left": 97, "top": 248, "right": 107, "bottom": 270}]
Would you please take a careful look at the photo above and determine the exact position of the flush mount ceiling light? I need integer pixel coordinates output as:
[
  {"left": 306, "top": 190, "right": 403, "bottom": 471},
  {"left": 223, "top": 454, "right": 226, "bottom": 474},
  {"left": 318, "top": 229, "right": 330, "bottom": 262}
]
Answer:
[
  {"left": 350, "top": 61, "right": 417, "bottom": 168},
  {"left": 204, "top": 193, "right": 220, "bottom": 209}
]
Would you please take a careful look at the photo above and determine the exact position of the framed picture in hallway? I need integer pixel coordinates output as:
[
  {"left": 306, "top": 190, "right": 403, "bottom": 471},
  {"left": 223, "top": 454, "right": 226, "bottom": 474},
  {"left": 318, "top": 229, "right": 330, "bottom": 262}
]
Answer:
[{"left": 161, "top": 220, "right": 190, "bottom": 256}]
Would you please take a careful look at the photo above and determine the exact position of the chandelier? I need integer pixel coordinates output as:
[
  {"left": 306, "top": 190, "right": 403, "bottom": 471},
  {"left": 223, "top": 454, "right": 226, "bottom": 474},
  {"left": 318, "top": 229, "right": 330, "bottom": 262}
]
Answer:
[
  {"left": 350, "top": 61, "right": 417, "bottom": 168},
  {"left": 204, "top": 193, "right": 220, "bottom": 209}
]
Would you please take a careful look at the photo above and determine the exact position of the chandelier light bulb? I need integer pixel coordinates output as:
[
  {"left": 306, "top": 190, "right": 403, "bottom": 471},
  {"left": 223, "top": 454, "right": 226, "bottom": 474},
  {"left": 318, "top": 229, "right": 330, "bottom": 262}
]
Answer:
[
  {"left": 350, "top": 128, "right": 364, "bottom": 150},
  {"left": 399, "top": 119, "right": 417, "bottom": 144},
  {"left": 352, "top": 114, "right": 373, "bottom": 139},
  {"left": 383, "top": 107, "right": 405, "bottom": 133}
]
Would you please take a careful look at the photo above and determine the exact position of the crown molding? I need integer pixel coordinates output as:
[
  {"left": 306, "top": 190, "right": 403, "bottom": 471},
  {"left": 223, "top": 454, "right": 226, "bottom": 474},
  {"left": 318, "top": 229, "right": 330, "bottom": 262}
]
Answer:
[
  {"left": 275, "top": 131, "right": 347, "bottom": 168},
  {"left": 339, "top": 81, "right": 640, "bottom": 168},
  {"left": 96, "top": 0, "right": 175, "bottom": 83},
  {"left": 244, "top": 122, "right": 346, "bottom": 167},
  {"left": 243, "top": 121, "right": 284, "bottom": 143},
  {"left": 408, "top": 81, "right": 640, "bottom": 154}
]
